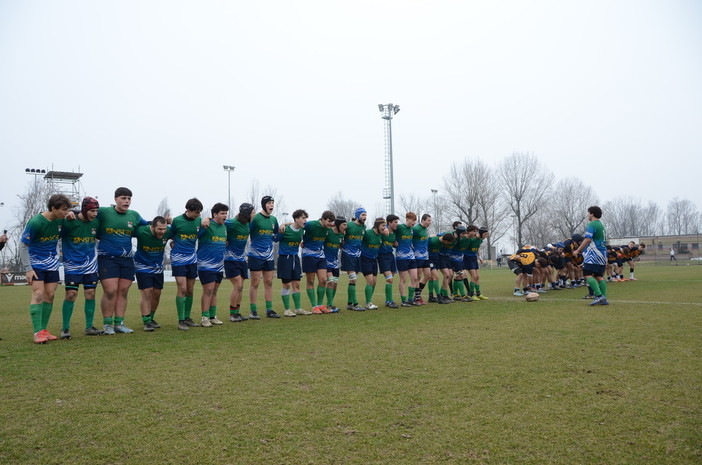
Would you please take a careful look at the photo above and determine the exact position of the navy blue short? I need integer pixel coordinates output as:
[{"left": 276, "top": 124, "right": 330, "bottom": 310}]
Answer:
[
  {"left": 583, "top": 263, "right": 606, "bottom": 277},
  {"left": 340, "top": 252, "right": 360, "bottom": 273},
  {"left": 396, "top": 259, "right": 417, "bottom": 272},
  {"left": 32, "top": 268, "right": 60, "bottom": 283},
  {"left": 327, "top": 268, "right": 340, "bottom": 278},
  {"left": 438, "top": 254, "right": 452, "bottom": 270},
  {"left": 136, "top": 272, "right": 164, "bottom": 290},
  {"left": 199, "top": 270, "right": 223, "bottom": 285},
  {"left": 248, "top": 256, "right": 275, "bottom": 272},
  {"left": 302, "top": 256, "right": 327, "bottom": 273},
  {"left": 428, "top": 254, "right": 440, "bottom": 270},
  {"left": 450, "top": 259, "right": 464, "bottom": 273},
  {"left": 521, "top": 263, "right": 535, "bottom": 275},
  {"left": 64, "top": 273, "right": 99, "bottom": 290},
  {"left": 224, "top": 260, "right": 249, "bottom": 279},
  {"left": 277, "top": 255, "right": 301, "bottom": 282},
  {"left": 98, "top": 256, "right": 135, "bottom": 281},
  {"left": 172, "top": 263, "right": 198, "bottom": 279},
  {"left": 360, "top": 256, "right": 378, "bottom": 276},
  {"left": 415, "top": 258, "right": 431, "bottom": 269},
  {"left": 378, "top": 253, "right": 396, "bottom": 274},
  {"left": 464, "top": 255, "right": 479, "bottom": 270}
]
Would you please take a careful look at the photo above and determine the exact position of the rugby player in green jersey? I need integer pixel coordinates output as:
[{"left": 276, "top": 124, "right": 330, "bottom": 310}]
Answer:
[
  {"left": 379, "top": 214, "right": 400, "bottom": 308},
  {"left": 97, "top": 187, "right": 148, "bottom": 335},
  {"left": 225, "top": 203, "right": 255, "bottom": 323},
  {"left": 302, "top": 210, "right": 335, "bottom": 314},
  {"left": 573, "top": 206, "right": 609, "bottom": 306},
  {"left": 412, "top": 214, "right": 432, "bottom": 304},
  {"left": 170, "top": 198, "right": 204, "bottom": 330},
  {"left": 360, "top": 217, "right": 388, "bottom": 310},
  {"left": 464, "top": 226, "right": 490, "bottom": 300},
  {"left": 275, "top": 210, "right": 307, "bottom": 317},
  {"left": 341, "top": 208, "right": 367, "bottom": 311},
  {"left": 60, "top": 197, "right": 103, "bottom": 338},
  {"left": 197, "top": 203, "right": 228, "bottom": 326},
  {"left": 324, "top": 217, "right": 347, "bottom": 312},
  {"left": 395, "top": 212, "right": 419, "bottom": 307},
  {"left": 20, "top": 194, "right": 72, "bottom": 343},
  {"left": 134, "top": 217, "right": 172, "bottom": 331},
  {"left": 247, "top": 196, "right": 280, "bottom": 319}
]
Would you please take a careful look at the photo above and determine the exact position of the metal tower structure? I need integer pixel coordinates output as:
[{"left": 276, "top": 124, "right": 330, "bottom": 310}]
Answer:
[
  {"left": 378, "top": 103, "right": 400, "bottom": 215},
  {"left": 26, "top": 168, "right": 84, "bottom": 206}
]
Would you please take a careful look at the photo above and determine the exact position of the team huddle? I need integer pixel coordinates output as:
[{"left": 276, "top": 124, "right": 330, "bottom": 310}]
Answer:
[{"left": 20, "top": 188, "right": 495, "bottom": 344}]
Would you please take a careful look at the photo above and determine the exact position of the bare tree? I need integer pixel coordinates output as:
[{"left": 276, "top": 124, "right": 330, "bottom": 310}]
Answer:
[
  {"left": 604, "top": 197, "right": 662, "bottom": 237},
  {"left": 550, "top": 177, "right": 599, "bottom": 238},
  {"left": 428, "top": 190, "right": 451, "bottom": 234},
  {"left": 5, "top": 179, "right": 59, "bottom": 269},
  {"left": 497, "top": 152, "right": 554, "bottom": 247},
  {"left": 326, "top": 191, "right": 360, "bottom": 221},
  {"left": 522, "top": 207, "right": 558, "bottom": 247},
  {"left": 473, "top": 162, "right": 509, "bottom": 259},
  {"left": 666, "top": 198, "right": 699, "bottom": 235},
  {"left": 398, "top": 193, "right": 428, "bottom": 217},
  {"left": 247, "top": 180, "right": 287, "bottom": 218},
  {"left": 442, "top": 159, "right": 482, "bottom": 225}
]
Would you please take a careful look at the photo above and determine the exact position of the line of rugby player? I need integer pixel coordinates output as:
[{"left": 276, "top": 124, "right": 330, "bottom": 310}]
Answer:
[{"left": 507, "top": 238, "right": 646, "bottom": 297}]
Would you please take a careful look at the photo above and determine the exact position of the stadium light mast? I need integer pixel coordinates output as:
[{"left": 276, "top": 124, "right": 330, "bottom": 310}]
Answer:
[
  {"left": 223, "top": 165, "right": 236, "bottom": 218},
  {"left": 378, "top": 103, "right": 400, "bottom": 215}
]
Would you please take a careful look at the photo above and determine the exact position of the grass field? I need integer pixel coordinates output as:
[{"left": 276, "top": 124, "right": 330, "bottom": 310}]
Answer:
[{"left": 1, "top": 264, "right": 700, "bottom": 464}]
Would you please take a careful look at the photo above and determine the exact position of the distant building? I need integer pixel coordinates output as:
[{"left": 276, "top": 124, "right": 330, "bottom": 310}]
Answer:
[{"left": 610, "top": 234, "right": 701, "bottom": 261}]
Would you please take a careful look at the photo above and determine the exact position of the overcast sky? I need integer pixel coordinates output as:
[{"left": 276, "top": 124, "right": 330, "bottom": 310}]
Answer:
[{"left": 1, "top": 0, "right": 701, "bottom": 233}]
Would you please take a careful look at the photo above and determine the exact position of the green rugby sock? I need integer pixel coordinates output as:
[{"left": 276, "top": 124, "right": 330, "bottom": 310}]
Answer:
[
  {"left": 62, "top": 300, "right": 75, "bottom": 331},
  {"left": 365, "top": 284, "right": 374, "bottom": 304},
  {"left": 84, "top": 299, "right": 96, "bottom": 329},
  {"left": 176, "top": 296, "right": 186, "bottom": 321},
  {"left": 29, "top": 303, "right": 43, "bottom": 333},
  {"left": 41, "top": 302, "right": 53, "bottom": 330},
  {"left": 292, "top": 292, "right": 301, "bottom": 309},
  {"left": 306, "top": 288, "right": 317, "bottom": 306},
  {"left": 385, "top": 283, "right": 393, "bottom": 302}
]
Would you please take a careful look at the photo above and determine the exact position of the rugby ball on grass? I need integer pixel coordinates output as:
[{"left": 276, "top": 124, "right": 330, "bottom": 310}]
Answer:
[{"left": 525, "top": 292, "right": 540, "bottom": 302}]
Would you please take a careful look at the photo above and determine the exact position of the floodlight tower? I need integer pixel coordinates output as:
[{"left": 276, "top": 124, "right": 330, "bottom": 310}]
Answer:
[
  {"left": 26, "top": 168, "right": 84, "bottom": 206},
  {"left": 223, "top": 165, "right": 236, "bottom": 218},
  {"left": 378, "top": 103, "right": 400, "bottom": 215}
]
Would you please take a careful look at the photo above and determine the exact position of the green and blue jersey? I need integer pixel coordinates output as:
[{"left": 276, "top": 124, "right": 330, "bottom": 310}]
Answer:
[
  {"left": 412, "top": 224, "right": 430, "bottom": 260},
  {"left": 225, "top": 218, "right": 250, "bottom": 262},
  {"left": 341, "top": 221, "right": 365, "bottom": 258},
  {"left": 583, "top": 220, "right": 607, "bottom": 266},
  {"left": 276, "top": 225, "right": 304, "bottom": 256},
  {"left": 248, "top": 213, "right": 279, "bottom": 261},
  {"left": 61, "top": 216, "right": 99, "bottom": 274},
  {"left": 134, "top": 225, "right": 173, "bottom": 274},
  {"left": 324, "top": 230, "right": 344, "bottom": 268},
  {"left": 395, "top": 224, "right": 415, "bottom": 260},
  {"left": 197, "top": 221, "right": 227, "bottom": 272},
  {"left": 170, "top": 214, "right": 201, "bottom": 266},
  {"left": 96, "top": 207, "right": 147, "bottom": 258},
  {"left": 21, "top": 214, "right": 63, "bottom": 271},
  {"left": 301, "top": 220, "right": 329, "bottom": 258}
]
